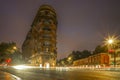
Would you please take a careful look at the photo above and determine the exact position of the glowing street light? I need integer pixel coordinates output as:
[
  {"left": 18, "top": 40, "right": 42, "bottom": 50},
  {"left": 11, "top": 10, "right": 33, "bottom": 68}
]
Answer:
[
  {"left": 104, "top": 35, "right": 118, "bottom": 46},
  {"left": 104, "top": 35, "right": 118, "bottom": 67},
  {"left": 108, "top": 39, "right": 114, "bottom": 44},
  {"left": 13, "top": 46, "right": 17, "bottom": 50},
  {"left": 68, "top": 57, "right": 71, "bottom": 61}
]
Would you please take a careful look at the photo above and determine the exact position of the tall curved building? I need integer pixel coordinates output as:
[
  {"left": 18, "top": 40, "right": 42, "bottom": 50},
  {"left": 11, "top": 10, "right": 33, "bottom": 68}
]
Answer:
[{"left": 22, "top": 5, "right": 57, "bottom": 67}]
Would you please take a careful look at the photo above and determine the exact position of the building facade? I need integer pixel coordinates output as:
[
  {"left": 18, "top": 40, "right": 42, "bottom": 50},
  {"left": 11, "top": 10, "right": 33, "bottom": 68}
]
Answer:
[
  {"left": 22, "top": 5, "right": 57, "bottom": 67},
  {"left": 73, "top": 53, "right": 109, "bottom": 67}
]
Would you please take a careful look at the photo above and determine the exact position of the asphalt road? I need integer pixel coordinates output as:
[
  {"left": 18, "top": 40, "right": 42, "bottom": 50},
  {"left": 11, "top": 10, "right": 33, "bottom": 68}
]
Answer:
[
  {"left": 1, "top": 67, "right": 120, "bottom": 80},
  {"left": 0, "top": 71, "right": 17, "bottom": 80}
]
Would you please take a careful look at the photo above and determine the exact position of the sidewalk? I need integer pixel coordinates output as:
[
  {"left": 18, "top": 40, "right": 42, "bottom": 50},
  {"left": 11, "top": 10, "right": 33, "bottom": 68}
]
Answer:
[{"left": 0, "top": 71, "right": 20, "bottom": 80}]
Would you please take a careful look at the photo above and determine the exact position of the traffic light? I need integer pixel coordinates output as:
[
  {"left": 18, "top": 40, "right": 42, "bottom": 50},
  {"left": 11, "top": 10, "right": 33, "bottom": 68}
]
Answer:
[
  {"left": 6, "top": 58, "right": 11, "bottom": 63},
  {"left": 108, "top": 49, "right": 115, "bottom": 53}
]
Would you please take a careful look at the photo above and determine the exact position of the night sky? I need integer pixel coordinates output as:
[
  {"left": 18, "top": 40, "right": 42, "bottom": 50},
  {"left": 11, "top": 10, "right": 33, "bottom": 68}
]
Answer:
[{"left": 0, "top": 0, "right": 120, "bottom": 59}]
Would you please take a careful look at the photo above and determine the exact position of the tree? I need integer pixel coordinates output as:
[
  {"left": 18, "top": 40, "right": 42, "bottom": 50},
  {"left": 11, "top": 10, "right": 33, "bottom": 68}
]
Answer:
[
  {"left": 93, "top": 45, "right": 108, "bottom": 54},
  {"left": 10, "top": 50, "right": 23, "bottom": 65},
  {"left": 81, "top": 50, "right": 91, "bottom": 58},
  {"left": 0, "top": 42, "right": 23, "bottom": 65},
  {"left": 57, "top": 58, "right": 68, "bottom": 66},
  {"left": 66, "top": 50, "right": 91, "bottom": 66},
  {"left": 0, "top": 42, "right": 16, "bottom": 63}
]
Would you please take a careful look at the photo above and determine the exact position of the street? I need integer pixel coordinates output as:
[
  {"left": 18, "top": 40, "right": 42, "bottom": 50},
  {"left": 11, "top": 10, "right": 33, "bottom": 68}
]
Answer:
[
  {"left": 0, "top": 70, "right": 17, "bottom": 80},
  {"left": 0, "top": 67, "right": 120, "bottom": 80}
]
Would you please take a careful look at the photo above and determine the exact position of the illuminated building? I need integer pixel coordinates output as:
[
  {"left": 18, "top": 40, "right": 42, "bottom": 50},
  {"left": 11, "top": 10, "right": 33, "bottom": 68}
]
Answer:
[
  {"left": 73, "top": 53, "right": 109, "bottom": 67},
  {"left": 22, "top": 4, "right": 57, "bottom": 67}
]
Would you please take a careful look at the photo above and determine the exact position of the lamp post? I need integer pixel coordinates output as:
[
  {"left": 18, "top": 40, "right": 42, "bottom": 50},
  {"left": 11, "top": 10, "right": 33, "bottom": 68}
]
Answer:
[
  {"left": 13, "top": 46, "right": 17, "bottom": 50},
  {"left": 108, "top": 39, "right": 116, "bottom": 67},
  {"left": 105, "top": 36, "right": 117, "bottom": 68},
  {"left": 67, "top": 56, "right": 73, "bottom": 66}
]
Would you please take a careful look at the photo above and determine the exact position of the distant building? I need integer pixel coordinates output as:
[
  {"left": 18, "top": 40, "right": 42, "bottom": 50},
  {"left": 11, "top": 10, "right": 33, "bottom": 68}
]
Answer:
[
  {"left": 73, "top": 53, "right": 109, "bottom": 67},
  {"left": 22, "top": 4, "right": 57, "bottom": 67}
]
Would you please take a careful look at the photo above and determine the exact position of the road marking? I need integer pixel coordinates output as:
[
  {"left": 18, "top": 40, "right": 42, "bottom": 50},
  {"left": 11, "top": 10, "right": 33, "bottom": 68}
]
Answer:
[{"left": 11, "top": 74, "right": 22, "bottom": 80}]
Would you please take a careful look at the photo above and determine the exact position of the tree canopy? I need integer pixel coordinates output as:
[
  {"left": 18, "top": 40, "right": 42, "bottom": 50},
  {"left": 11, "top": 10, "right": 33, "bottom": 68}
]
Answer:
[
  {"left": 93, "top": 45, "right": 108, "bottom": 54},
  {"left": 57, "top": 50, "right": 91, "bottom": 66},
  {"left": 0, "top": 42, "right": 16, "bottom": 58},
  {"left": 0, "top": 42, "right": 23, "bottom": 64}
]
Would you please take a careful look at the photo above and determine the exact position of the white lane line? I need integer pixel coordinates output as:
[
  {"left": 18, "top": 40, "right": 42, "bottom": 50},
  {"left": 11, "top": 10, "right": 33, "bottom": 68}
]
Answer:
[
  {"left": 11, "top": 74, "right": 22, "bottom": 80},
  {"left": 2, "top": 71, "right": 22, "bottom": 80}
]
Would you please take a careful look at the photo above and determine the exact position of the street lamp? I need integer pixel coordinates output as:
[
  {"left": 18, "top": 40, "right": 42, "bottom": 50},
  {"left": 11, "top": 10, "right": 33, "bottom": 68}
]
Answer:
[
  {"left": 105, "top": 35, "right": 117, "bottom": 46},
  {"left": 105, "top": 35, "right": 117, "bottom": 67},
  {"left": 108, "top": 39, "right": 114, "bottom": 44},
  {"left": 68, "top": 57, "right": 71, "bottom": 61},
  {"left": 67, "top": 56, "right": 73, "bottom": 66},
  {"left": 13, "top": 46, "right": 17, "bottom": 50}
]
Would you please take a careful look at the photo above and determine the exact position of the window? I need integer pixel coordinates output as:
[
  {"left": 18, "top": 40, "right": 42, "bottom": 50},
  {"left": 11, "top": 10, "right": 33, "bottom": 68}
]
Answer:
[
  {"left": 43, "top": 27, "right": 51, "bottom": 31},
  {"left": 43, "top": 41, "right": 51, "bottom": 46},
  {"left": 42, "top": 35, "right": 51, "bottom": 39}
]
